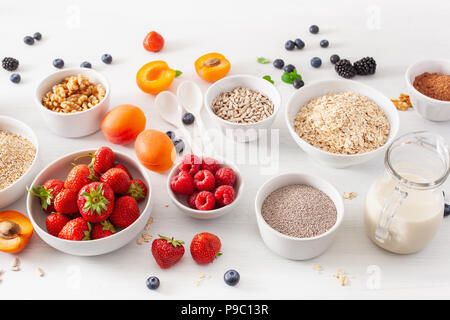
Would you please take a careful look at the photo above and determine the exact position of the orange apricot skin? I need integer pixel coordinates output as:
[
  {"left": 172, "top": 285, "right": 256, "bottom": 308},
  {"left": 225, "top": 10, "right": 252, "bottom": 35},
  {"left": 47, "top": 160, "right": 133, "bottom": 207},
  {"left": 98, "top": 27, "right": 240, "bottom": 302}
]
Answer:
[
  {"left": 101, "top": 104, "right": 146, "bottom": 145},
  {"left": 0, "top": 210, "right": 33, "bottom": 253},
  {"left": 136, "top": 61, "right": 176, "bottom": 95},
  {"left": 195, "top": 53, "right": 231, "bottom": 83},
  {"left": 135, "top": 129, "right": 175, "bottom": 173}
]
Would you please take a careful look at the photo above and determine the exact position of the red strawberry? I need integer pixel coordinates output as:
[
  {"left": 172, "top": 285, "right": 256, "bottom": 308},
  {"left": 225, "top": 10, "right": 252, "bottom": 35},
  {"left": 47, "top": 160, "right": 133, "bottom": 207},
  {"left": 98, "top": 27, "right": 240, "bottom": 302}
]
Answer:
[
  {"left": 65, "top": 164, "right": 98, "bottom": 192},
  {"left": 214, "top": 185, "right": 235, "bottom": 207},
  {"left": 215, "top": 167, "right": 236, "bottom": 186},
  {"left": 89, "top": 146, "right": 115, "bottom": 174},
  {"left": 195, "top": 191, "right": 216, "bottom": 210},
  {"left": 100, "top": 168, "right": 131, "bottom": 194},
  {"left": 151, "top": 235, "right": 185, "bottom": 269},
  {"left": 109, "top": 196, "right": 140, "bottom": 228},
  {"left": 193, "top": 170, "right": 216, "bottom": 191},
  {"left": 170, "top": 171, "right": 194, "bottom": 195},
  {"left": 201, "top": 157, "right": 220, "bottom": 175},
  {"left": 58, "top": 217, "right": 91, "bottom": 241},
  {"left": 77, "top": 182, "right": 115, "bottom": 223},
  {"left": 91, "top": 220, "right": 116, "bottom": 240},
  {"left": 188, "top": 192, "right": 199, "bottom": 209},
  {"left": 27, "top": 179, "right": 64, "bottom": 213},
  {"left": 190, "top": 232, "right": 222, "bottom": 265},
  {"left": 114, "top": 163, "right": 132, "bottom": 179},
  {"left": 127, "top": 179, "right": 148, "bottom": 201},
  {"left": 54, "top": 188, "right": 78, "bottom": 214},
  {"left": 178, "top": 154, "right": 201, "bottom": 176},
  {"left": 46, "top": 213, "right": 71, "bottom": 237}
]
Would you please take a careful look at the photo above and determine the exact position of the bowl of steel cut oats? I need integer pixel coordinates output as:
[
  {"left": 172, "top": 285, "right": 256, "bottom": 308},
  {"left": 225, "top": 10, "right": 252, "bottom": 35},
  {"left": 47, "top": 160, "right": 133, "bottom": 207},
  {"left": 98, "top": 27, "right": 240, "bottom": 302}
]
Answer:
[
  {"left": 205, "top": 75, "right": 281, "bottom": 142},
  {"left": 0, "top": 116, "right": 39, "bottom": 208},
  {"left": 285, "top": 80, "right": 399, "bottom": 168},
  {"left": 34, "top": 68, "right": 110, "bottom": 138}
]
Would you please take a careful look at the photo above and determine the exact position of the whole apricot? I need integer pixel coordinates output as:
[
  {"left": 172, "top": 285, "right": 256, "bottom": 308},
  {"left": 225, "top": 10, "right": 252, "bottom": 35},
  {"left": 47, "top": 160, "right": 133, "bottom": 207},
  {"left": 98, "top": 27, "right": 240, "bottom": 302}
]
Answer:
[
  {"left": 135, "top": 129, "right": 175, "bottom": 172},
  {"left": 101, "top": 104, "right": 146, "bottom": 145}
]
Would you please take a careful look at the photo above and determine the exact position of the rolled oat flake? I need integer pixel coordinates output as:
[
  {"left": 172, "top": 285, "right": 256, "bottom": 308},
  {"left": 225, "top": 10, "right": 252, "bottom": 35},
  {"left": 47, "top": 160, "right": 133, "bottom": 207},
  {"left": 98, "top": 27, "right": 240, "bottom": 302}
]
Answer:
[{"left": 261, "top": 184, "right": 337, "bottom": 238}]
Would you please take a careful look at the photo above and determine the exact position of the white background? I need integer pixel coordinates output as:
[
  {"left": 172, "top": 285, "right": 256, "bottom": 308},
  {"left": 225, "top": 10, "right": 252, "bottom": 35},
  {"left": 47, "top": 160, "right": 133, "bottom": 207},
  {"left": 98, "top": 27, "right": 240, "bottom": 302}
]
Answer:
[{"left": 1, "top": 0, "right": 450, "bottom": 300}]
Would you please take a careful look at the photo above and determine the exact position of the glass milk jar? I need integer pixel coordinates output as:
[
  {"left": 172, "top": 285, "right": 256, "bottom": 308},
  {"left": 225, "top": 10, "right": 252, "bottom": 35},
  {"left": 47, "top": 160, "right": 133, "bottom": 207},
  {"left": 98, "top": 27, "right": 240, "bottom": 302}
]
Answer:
[{"left": 365, "top": 131, "right": 450, "bottom": 254}]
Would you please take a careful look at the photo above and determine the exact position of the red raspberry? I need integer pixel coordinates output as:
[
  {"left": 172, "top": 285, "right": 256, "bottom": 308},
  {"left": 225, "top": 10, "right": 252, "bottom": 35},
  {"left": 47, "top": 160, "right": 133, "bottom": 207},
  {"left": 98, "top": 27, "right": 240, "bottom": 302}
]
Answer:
[
  {"left": 201, "top": 157, "right": 220, "bottom": 175},
  {"left": 214, "top": 185, "right": 235, "bottom": 207},
  {"left": 188, "top": 192, "right": 199, "bottom": 209},
  {"left": 193, "top": 170, "right": 215, "bottom": 191},
  {"left": 215, "top": 167, "right": 236, "bottom": 186},
  {"left": 178, "top": 154, "right": 201, "bottom": 176},
  {"left": 195, "top": 191, "right": 216, "bottom": 211},
  {"left": 170, "top": 171, "right": 194, "bottom": 195}
]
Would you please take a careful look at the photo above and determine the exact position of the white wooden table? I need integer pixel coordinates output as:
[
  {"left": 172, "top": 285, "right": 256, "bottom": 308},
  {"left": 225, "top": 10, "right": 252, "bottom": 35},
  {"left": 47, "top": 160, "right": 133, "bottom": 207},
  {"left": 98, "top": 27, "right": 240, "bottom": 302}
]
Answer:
[{"left": 1, "top": 0, "right": 449, "bottom": 299}]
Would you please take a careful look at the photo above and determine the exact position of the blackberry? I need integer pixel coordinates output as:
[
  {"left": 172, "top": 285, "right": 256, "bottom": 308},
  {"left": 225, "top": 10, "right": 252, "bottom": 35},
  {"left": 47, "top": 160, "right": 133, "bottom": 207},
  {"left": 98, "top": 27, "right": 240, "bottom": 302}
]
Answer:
[
  {"left": 335, "top": 59, "right": 356, "bottom": 79},
  {"left": 353, "top": 57, "right": 376, "bottom": 75},
  {"left": 2, "top": 57, "right": 19, "bottom": 71}
]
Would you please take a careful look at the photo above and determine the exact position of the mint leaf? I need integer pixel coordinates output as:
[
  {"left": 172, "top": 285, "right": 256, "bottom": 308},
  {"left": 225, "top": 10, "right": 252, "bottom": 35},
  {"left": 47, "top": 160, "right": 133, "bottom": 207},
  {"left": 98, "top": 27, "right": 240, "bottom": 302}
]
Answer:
[
  {"left": 257, "top": 57, "right": 271, "bottom": 64},
  {"left": 281, "top": 69, "right": 302, "bottom": 84},
  {"left": 263, "top": 75, "right": 274, "bottom": 84},
  {"left": 175, "top": 70, "right": 182, "bottom": 77}
]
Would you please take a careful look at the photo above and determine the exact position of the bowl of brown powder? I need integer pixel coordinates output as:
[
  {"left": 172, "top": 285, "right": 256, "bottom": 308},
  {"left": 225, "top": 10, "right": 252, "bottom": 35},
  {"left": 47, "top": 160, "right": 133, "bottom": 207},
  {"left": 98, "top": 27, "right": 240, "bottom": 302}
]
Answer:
[
  {"left": 255, "top": 172, "right": 344, "bottom": 260},
  {"left": 406, "top": 59, "right": 450, "bottom": 121},
  {"left": 0, "top": 116, "right": 39, "bottom": 209}
]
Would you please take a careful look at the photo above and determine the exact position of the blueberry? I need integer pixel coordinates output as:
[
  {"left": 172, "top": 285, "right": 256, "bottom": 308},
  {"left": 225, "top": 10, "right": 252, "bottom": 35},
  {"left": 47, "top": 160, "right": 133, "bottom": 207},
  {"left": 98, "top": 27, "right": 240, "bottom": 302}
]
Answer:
[
  {"left": 294, "top": 38, "right": 305, "bottom": 49},
  {"left": 80, "top": 61, "right": 92, "bottom": 68},
  {"left": 10, "top": 73, "right": 21, "bottom": 84},
  {"left": 310, "top": 57, "right": 322, "bottom": 68},
  {"left": 285, "top": 40, "right": 295, "bottom": 51},
  {"left": 146, "top": 276, "right": 160, "bottom": 290},
  {"left": 320, "top": 39, "right": 329, "bottom": 48},
  {"left": 101, "top": 54, "right": 112, "bottom": 64},
  {"left": 33, "top": 32, "right": 42, "bottom": 41},
  {"left": 309, "top": 25, "right": 319, "bottom": 34},
  {"left": 273, "top": 59, "right": 284, "bottom": 69},
  {"left": 224, "top": 270, "right": 240, "bottom": 286},
  {"left": 445, "top": 203, "right": 450, "bottom": 217},
  {"left": 283, "top": 64, "right": 295, "bottom": 73},
  {"left": 173, "top": 139, "right": 185, "bottom": 153},
  {"left": 330, "top": 54, "right": 340, "bottom": 64},
  {"left": 293, "top": 78, "right": 304, "bottom": 89},
  {"left": 53, "top": 58, "right": 64, "bottom": 69},
  {"left": 166, "top": 131, "right": 176, "bottom": 141},
  {"left": 182, "top": 112, "right": 195, "bottom": 125},
  {"left": 23, "top": 36, "right": 34, "bottom": 45}
]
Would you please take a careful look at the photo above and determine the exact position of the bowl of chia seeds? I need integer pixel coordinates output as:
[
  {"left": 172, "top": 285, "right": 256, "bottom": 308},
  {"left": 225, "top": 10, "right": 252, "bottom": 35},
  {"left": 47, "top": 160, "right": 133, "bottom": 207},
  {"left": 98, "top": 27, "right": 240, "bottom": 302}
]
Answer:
[{"left": 255, "top": 173, "right": 344, "bottom": 260}]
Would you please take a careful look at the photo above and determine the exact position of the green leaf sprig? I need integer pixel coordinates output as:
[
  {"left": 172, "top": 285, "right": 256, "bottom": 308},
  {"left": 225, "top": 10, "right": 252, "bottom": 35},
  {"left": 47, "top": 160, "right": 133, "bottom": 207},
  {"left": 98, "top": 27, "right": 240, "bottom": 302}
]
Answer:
[
  {"left": 281, "top": 69, "right": 302, "bottom": 84},
  {"left": 257, "top": 57, "right": 271, "bottom": 64},
  {"left": 262, "top": 75, "right": 274, "bottom": 84}
]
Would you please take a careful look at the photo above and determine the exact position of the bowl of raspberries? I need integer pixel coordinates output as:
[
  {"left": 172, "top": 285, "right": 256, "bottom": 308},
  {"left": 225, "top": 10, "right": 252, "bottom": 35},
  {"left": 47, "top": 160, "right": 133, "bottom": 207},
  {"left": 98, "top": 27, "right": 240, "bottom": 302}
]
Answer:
[
  {"left": 26, "top": 146, "right": 151, "bottom": 256},
  {"left": 167, "top": 154, "right": 243, "bottom": 219}
]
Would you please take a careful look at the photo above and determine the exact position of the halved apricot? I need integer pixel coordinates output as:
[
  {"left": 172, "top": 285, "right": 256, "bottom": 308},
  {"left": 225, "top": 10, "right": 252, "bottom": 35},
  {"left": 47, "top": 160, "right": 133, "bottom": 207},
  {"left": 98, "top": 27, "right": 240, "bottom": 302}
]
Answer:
[
  {"left": 0, "top": 211, "right": 33, "bottom": 253},
  {"left": 195, "top": 53, "right": 231, "bottom": 83},
  {"left": 136, "top": 61, "right": 176, "bottom": 95}
]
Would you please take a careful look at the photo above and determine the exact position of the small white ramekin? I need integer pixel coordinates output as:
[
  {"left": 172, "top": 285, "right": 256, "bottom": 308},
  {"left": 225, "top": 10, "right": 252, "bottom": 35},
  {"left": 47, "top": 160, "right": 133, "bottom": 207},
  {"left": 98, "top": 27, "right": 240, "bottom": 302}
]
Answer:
[
  {"left": 34, "top": 68, "right": 110, "bottom": 138},
  {"left": 27, "top": 149, "right": 152, "bottom": 256},
  {"left": 167, "top": 156, "right": 243, "bottom": 219},
  {"left": 285, "top": 79, "right": 399, "bottom": 168},
  {"left": 0, "top": 116, "right": 39, "bottom": 209},
  {"left": 255, "top": 173, "right": 344, "bottom": 260},
  {"left": 204, "top": 74, "right": 281, "bottom": 143},
  {"left": 405, "top": 59, "right": 450, "bottom": 121}
]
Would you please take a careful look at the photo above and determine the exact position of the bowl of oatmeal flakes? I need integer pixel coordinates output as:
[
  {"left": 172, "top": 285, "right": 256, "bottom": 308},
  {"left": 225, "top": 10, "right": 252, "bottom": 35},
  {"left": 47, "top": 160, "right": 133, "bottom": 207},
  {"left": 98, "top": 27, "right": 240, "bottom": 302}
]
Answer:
[
  {"left": 34, "top": 68, "right": 110, "bottom": 138},
  {"left": 285, "top": 80, "right": 399, "bottom": 168}
]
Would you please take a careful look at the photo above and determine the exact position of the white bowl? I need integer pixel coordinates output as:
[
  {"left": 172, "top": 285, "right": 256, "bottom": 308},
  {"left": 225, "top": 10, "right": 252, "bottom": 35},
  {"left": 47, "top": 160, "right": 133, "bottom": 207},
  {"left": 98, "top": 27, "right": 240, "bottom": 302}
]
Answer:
[
  {"left": 167, "top": 157, "right": 243, "bottom": 219},
  {"left": 255, "top": 173, "right": 344, "bottom": 260},
  {"left": 26, "top": 149, "right": 152, "bottom": 256},
  {"left": 285, "top": 79, "right": 399, "bottom": 168},
  {"left": 0, "top": 116, "right": 39, "bottom": 209},
  {"left": 34, "top": 68, "right": 110, "bottom": 138},
  {"left": 205, "top": 74, "right": 281, "bottom": 143},
  {"left": 405, "top": 59, "right": 450, "bottom": 121}
]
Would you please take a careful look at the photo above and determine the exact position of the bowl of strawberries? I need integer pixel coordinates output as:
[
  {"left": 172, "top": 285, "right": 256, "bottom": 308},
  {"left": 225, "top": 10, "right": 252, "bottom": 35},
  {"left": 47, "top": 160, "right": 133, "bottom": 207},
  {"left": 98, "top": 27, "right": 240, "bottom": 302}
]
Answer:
[
  {"left": 26, "top": 146, "right": 151, "bottom": 256},
  {"left": 167, "top": 154, "right": 243, "bottom": 219}
]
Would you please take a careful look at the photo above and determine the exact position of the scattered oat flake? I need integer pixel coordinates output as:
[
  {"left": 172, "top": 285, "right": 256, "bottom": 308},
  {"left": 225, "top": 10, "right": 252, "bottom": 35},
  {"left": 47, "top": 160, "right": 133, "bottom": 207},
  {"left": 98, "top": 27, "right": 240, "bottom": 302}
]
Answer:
[
  {"left": 37, "top": 267, "right": 44, "bottom": 277},
  {"left": 313, "top": 264, "right": 323, "bottom": 272},
  {"left": 136, "top": 237, "right": 144, "bottom": 245},
  {"left": 193, "top": 280, "right": 200, "bottom": 286},
  {"left": 333, "top": 269, "right": 349, "bottom": 287},
  {"left": 343, "top": 192, "right": 357, "bottom": 200},
  {"left": 165, "top": 204, "right": 169, "bottom": 208}
]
